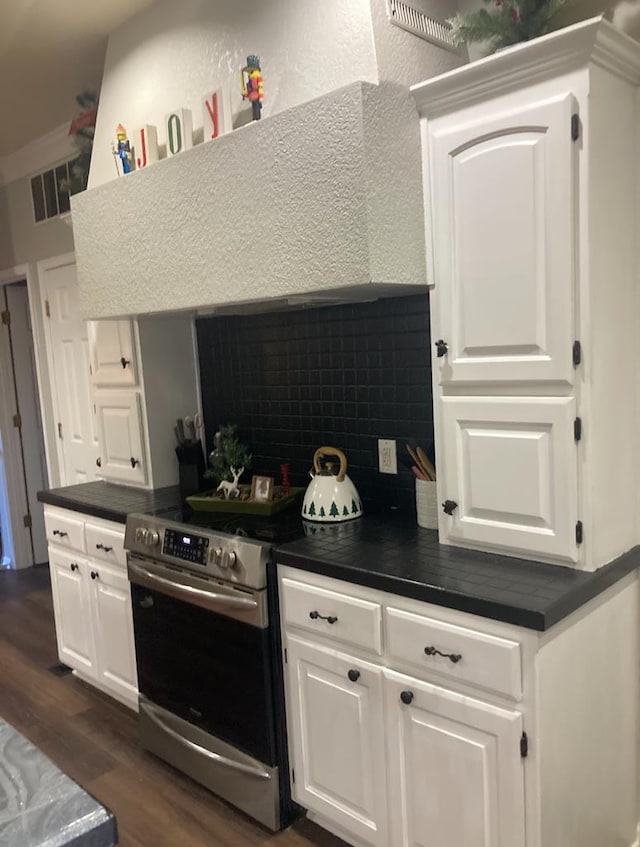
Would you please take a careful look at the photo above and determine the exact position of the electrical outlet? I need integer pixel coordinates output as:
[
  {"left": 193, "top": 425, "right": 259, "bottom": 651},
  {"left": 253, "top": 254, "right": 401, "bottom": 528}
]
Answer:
[{"left": 378, "top": 439, "right": 397, "bottom": 474}]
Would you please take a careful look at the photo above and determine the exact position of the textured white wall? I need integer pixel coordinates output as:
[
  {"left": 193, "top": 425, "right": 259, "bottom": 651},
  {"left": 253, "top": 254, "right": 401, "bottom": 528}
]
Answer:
[
  {"left": 2, "top": 178, "right": 74, "bottom": 267},
  {"left": 73, "top": 82, "right": 427, "bottom": 319},
  {"left": 89, "top": 0, "right": 379, "bottom": 188}
]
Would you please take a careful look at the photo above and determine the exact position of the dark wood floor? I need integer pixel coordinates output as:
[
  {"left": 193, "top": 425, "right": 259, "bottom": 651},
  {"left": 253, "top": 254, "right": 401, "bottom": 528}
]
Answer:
[{"left": 0, "top": 566, "right": 347, "bottom": 847}]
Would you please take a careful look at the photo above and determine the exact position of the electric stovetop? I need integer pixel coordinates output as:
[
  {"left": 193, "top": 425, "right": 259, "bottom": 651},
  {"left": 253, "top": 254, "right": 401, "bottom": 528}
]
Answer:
[{"left": 152, "top": 504, "right": 308, "bottom": 545}]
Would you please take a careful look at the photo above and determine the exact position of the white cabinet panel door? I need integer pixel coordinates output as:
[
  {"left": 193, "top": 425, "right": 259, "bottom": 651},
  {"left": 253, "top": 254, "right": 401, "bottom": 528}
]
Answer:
[
  {"left": 91, "top": 564, "right": 138, "bottom": 709},
  {"left": 49, "top": 549, "right": 95, "bottom": 675},
  {"left": 41, "top": 259, "right": 100, "bottom": 483},
  {"left": 440, "top": 396, "right": 578, "bottom": 561},
  {"left": 384, "top": 669, "right": 525, "bottom": 847},
  {"left": 94, "top": 393, "right": 146, "bottom": 485},
  {"left": 88, "top": 320, "right": 137, "bottom": 386},
  {"left": 285, "top": 636, "right": 388, "bottom": 847},
  {"left": 430, "top": 93, "right": 575, "bottom": 385}
]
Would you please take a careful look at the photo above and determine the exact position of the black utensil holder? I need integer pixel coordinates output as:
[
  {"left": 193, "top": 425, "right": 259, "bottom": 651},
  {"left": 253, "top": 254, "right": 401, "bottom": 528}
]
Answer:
[{"left": 176, "top": 441, "right": 206, "bottom": 500}]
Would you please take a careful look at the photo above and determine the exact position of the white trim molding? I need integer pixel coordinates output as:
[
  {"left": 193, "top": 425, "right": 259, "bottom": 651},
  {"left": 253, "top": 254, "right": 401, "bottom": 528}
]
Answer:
[
  {"left": 411, "top": 16, "right": 640, "bottom": 116},
  {"left": 0, "top": 122, "right": 75, "bottom": 188}
]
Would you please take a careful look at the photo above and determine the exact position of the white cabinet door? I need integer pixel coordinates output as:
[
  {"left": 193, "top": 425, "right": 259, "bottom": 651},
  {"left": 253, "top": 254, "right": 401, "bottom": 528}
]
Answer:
[
  {"left": 40, "top": 257, "right": 100, "bottom": 483},
  {"left": 88, "top": 320, "right": 137, "bottom": 386},
  {"left": 90, "top": 563, "right": 138, "bottom": 709},
  {"left": 48, "top": 548, "right": 96, "bottom": 676},
  {"left": 384, "top": 669, "right": 525, "bottom": 847},
  {"left": 440, "top": 396, "right": 578, "bottom": 562},
  {"left": 430, "top": 93, "right": 576, "bottom": 385},
  {"left": 94, "top": 392, "right": 146, "bottom": 485},
  {"left": 284, "top": 636, "right": 388, "bottom": 847}
]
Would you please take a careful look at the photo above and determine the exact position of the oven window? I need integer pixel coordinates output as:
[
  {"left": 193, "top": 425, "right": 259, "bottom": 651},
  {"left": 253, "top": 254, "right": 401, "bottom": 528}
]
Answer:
[{"left": 131, "top": 583, "right": 277, "bottom": 764}]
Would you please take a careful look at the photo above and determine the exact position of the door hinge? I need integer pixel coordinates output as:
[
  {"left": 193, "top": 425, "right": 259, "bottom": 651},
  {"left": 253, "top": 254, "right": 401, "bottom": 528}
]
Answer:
[
  {"left": 576, "top": 520, "right": 584, "bottom": 544},
  {"left": 291, "top": 768, "right": 295, "bottom": 784},
  {"left": 572, "top": 340, "right": 581, "bottom": 367},
  {"left": 12, "top": 413, "right": 21, "bottom": 429},
  {"left": 284, "top": 648, "right": 288, "bottom": 664},
  {"left": 571, "top": 113, "right": 580, "bottom": 141},
  {"left": 57, "top": 422, "right": 63, "bottom": 440},
  {"left": 520, "top": 731, "right": 529, "bottom": 758},
  {"left": 574, "top": 417, "right": 582, "bottom": 442},
  {"left": 45, "top": 299, "right": 50, "bottom": 318},
  {"left": 23, "top": 514, "right": 32, "bottom": 529},
  {"left": 1, "top": 310, "right": 10, "bottom": 326}
]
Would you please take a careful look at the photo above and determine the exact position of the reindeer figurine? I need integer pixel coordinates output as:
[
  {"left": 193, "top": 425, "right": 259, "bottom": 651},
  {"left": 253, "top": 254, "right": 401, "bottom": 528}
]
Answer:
[{"left": 216, "top": 466, "right": 244, "bottom": 500}]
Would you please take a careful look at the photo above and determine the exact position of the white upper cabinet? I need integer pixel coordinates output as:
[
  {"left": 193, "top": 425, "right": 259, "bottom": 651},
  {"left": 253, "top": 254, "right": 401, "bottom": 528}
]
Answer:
[
  {"left": 440, "top": 396, "right": 578, "bottom": 562},
  {"left": 89, "top": 320, "right": 137, "bottom": 386},
  {"left": 94, "top": 393, "right": 146, "bottom": 485},
  {"left": 430, "top": 94, "right": 576, "bottom": 387},
  {"left": 414, "top": 19, "right": 640, "bottom": 569}
]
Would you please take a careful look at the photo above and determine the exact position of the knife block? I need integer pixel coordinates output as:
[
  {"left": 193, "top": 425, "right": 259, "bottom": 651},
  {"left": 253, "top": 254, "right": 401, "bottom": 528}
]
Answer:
[
  {"left": 415, "top": 479, "right": 438, "bottom": 530},
  {"left": 176, "top": 441, "right": 206, "bottom": 500}
]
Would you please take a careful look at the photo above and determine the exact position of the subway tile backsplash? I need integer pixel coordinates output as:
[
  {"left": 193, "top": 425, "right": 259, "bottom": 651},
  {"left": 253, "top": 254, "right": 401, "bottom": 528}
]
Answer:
[{"left": 196, "top": 293, "right": 433, "bottom": 511}]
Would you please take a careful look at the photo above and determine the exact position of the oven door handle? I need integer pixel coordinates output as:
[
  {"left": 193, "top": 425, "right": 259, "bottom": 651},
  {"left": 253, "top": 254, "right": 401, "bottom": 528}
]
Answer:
[
  {"left": 144, "top": 702, "right": 272, "bottom": 781},
  {"left": 128, "top": 562, "right": 258, "bottom": 612}
]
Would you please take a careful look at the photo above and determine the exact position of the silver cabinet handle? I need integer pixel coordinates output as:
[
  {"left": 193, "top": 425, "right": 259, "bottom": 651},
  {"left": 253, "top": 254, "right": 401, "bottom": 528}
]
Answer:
[
  {"left": 144, "top": 703, "right": 271, "bottom": 781},
  {"left": 128, "top": 562, "right": 258, "bottom": 612}
]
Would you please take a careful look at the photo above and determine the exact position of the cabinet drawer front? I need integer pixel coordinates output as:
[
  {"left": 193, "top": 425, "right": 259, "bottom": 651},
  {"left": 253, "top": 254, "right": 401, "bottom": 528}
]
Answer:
[
  {"left": 386, "top": 607, "right": 522, "bottom": 700},
  {"left": 44, "top": 510, "right": 85, "bottom": 552},
  {"left": 85, "top": 523, "right": 126, "bottom": 568},
  {"left": 280, "top": 578, "right": 383, "bottom": 654}
]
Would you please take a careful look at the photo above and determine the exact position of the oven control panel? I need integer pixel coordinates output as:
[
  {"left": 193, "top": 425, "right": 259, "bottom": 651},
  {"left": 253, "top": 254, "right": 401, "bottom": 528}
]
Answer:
[{"left": 163, "top": 529, "right": 209, "bottom": 565}]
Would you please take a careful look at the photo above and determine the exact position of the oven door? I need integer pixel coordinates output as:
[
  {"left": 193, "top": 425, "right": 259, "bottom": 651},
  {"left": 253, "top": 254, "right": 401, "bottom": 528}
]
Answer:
[{"left": 128, "top": 555, "right": 277, "bottom": 765}]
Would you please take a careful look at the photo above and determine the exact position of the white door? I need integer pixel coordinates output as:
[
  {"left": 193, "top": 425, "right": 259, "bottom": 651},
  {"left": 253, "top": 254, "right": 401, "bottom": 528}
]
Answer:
[
  {"left": 440, "top": 395, "right": 579, "bottom": 562},
  {"left": 90, "top": 563, "right": 138, "bottom": 708},
  {"left": 88, "top": 320, "right": 137, "bottom": 386},
  {"left": 40, "top": 257, "right": 99, "bottom": 484},
  {"left": 5, "top": 282, "right": 48, "bottom": 564},
  {"left": 430, "top": 93, "right": 576, "bottom": 386},
  {"left": 48, "top": 548, "right": 96, "bottom": 676},
  {"left": 384, "top": 668, "right": 525, "bottom": 847},
  {"left": 94, "top": 392, "right": 146, "bottom": 485},
  {"left": 284, "top": 636, "right": 388, "bottom": 847}
]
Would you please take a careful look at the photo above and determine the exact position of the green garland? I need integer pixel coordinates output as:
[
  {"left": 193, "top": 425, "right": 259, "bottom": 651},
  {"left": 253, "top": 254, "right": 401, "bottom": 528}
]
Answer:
[{"left": 448, "top": 0, "right": 570, "bottom": 52}]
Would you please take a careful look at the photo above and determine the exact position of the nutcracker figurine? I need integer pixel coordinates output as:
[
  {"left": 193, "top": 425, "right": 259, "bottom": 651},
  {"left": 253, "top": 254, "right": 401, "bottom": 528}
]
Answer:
[
  {"left": 241, "top": 55, "right": 264, "bottom": 121},
  {"left": 112, "top": 123, "right": 133, "bottom": 175}
]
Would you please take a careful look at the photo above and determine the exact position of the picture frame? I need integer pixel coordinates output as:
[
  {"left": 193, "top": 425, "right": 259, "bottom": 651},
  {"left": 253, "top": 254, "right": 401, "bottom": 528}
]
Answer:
[{"left": 251, "top": 475, "right": 274, "bottom": 502}]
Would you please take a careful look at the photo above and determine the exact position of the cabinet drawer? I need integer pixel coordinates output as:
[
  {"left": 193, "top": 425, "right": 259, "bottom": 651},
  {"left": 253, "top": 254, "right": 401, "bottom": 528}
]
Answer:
[
  {"left": 386, "top": 607, "right": 522, "bottom": 700},
  {"left": 44, "top": 509, "right": 85, "bottom": 553},
  {"left": 280, "top": 578, "right": 383, "bottom": 655},
  {"left": 85, "top": 522, "right": 126, "bottom": 568}
]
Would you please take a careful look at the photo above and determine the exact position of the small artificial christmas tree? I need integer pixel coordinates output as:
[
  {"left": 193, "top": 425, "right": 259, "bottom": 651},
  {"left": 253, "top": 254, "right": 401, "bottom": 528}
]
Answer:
[
  {"left": 204, "top": 424, "right": 251, "bottom": 486},
  {"left": 448, "top": 0, "right": 571, "bottom": 53}
]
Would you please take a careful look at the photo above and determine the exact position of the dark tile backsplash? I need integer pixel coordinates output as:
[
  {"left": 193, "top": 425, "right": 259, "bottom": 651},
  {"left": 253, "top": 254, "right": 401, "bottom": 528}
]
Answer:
[{"left": 196, "top": 293, "right": 433, "bottom": 511}]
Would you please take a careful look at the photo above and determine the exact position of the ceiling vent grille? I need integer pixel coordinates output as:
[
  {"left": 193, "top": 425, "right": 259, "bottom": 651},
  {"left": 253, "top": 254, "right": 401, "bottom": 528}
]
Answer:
[{"left": 387, "top": 0, "right": 457, "bottom": 52}]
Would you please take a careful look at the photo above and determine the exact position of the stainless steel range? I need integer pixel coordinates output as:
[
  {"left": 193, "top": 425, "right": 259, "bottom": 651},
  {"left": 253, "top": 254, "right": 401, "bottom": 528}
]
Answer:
[{"left": 124, "top": 511, "right": 292, "bottom": 831}]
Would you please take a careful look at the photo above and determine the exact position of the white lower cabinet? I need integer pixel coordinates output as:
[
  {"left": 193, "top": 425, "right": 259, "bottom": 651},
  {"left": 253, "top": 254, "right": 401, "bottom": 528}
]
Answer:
[
  {"left": 279, "top": 565, "right": 640, "bottom": 847},
  {"left": 90, "top": 563, "right": 138, "bottom": 707},
  {"left": 285, "top": 636, "right": 388, "bottom": 847},
  {"left": 45, "top": 506, "right": 138, "bottom": 710},
  {"left": 49, "top": 549, "right": 96, "bottom": 675},
  {"left": 384, "top": 669, "right": 525, "bottom": 847}
]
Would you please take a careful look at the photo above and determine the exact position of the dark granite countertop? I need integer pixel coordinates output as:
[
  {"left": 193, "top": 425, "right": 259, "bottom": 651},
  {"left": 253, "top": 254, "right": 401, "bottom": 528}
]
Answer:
[
  {"left": 0, "top": 718, "right": 117, "bottom": 846},
  {"left": 37, "top": 481, "right": 183, "bottom": 524},
  {"left": 275, "top": 513, "right": 640, "bottom": 631},
  {"left": 36, "top": 484, "right": 640, "bottom": 631}
]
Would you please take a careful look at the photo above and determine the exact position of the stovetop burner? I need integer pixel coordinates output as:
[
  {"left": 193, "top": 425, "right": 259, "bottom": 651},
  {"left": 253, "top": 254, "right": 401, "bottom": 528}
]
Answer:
[{"left": 152, "top": 505, "right": 307, "bottom": 545}]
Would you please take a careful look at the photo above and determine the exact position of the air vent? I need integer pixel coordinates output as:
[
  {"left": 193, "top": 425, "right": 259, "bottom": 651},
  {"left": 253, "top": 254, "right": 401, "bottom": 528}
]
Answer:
[{"left": 387, "top": 0, "right": 457, "bottom": 52}]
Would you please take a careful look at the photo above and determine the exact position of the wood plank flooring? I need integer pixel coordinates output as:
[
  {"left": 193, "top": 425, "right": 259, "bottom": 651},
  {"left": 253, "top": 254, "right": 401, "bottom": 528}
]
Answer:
[{"left": 0, "top": 566, "right": 348, "bottom": 847}]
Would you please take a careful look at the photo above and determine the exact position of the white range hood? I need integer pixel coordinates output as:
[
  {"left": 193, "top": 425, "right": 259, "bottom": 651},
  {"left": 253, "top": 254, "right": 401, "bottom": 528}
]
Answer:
[{"left": 71, "top": 81, "right": 428, "bottom": 319}]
